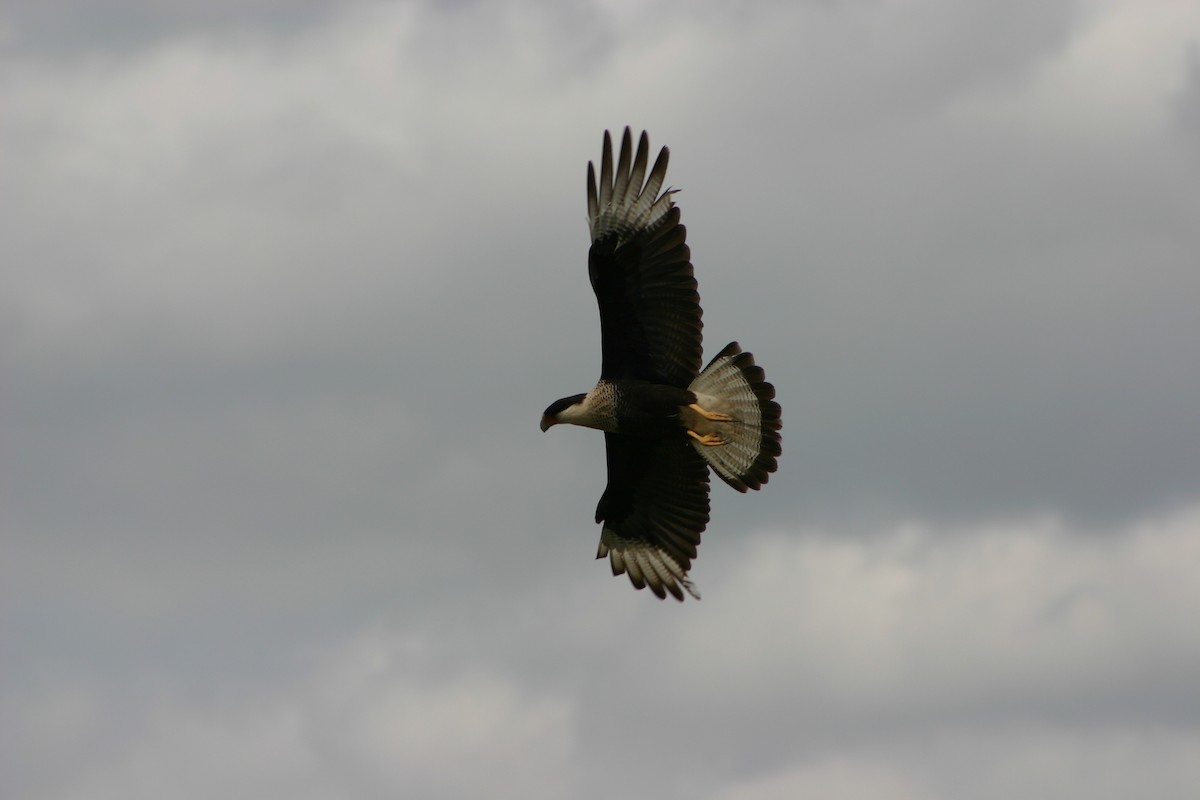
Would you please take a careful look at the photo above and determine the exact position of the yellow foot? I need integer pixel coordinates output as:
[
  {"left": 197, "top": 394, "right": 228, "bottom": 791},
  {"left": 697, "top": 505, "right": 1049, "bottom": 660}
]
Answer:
[
  {"left": 688, "top": 430, "right": 726, "bottom": 446},
  {"left": 689, "top": 403, "right": 732, "bottom": 422}
]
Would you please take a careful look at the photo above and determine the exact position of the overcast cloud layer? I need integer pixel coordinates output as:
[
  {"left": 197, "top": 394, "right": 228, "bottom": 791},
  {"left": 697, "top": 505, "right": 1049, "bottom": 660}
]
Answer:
[{"left": 4, "top": 1, "right": 1199, "bottom": 798}]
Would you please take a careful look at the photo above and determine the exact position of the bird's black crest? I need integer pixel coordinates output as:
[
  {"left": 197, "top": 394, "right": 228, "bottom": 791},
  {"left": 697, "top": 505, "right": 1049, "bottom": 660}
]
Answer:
[{"left": 544, "top": 393, "right": 587, "bottom": 417}]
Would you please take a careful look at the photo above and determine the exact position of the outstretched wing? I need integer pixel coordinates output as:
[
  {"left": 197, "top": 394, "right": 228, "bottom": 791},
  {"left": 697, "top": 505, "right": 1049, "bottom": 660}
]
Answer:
[
  {"left": 594, "top": 432, "right": 711, "bottom": 601},
  {"left": 587, "top": 128, "right": 703, "bottom": 388}
]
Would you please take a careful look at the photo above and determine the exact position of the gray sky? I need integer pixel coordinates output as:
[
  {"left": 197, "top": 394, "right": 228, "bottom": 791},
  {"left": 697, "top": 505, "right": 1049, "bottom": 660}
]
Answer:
[{"left": 4, "top": 1, "right": 1200, "bottom": 798}]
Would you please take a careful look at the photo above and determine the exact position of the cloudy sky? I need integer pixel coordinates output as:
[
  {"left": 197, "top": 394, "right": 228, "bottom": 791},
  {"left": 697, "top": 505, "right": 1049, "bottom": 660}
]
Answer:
[{"left": 4, "top": 0, "right": 1200, "bottom": 797}]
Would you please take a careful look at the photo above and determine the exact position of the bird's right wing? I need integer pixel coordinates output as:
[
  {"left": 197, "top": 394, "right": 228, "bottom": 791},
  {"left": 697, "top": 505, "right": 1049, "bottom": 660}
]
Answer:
[
  {"left": 594, "top": 432, "right": 711, "bottom": 600},
  {"left": 587, "top": 128, "right": 703, "bottom": 387}
]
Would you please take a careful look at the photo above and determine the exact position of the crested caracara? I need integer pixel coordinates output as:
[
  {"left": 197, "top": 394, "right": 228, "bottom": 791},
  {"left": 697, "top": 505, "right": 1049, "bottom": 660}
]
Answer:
[{"left": 541, "top": 128, "right": 781, "bottom": 601}]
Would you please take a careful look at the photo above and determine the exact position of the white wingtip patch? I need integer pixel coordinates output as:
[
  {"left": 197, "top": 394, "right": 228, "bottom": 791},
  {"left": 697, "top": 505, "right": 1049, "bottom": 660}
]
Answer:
[
  {"left": 597, "top": 528, "right": 700, "bottom": 601},
  {"left": 588, "top": 128, "right": 676, "bottom": 246}
]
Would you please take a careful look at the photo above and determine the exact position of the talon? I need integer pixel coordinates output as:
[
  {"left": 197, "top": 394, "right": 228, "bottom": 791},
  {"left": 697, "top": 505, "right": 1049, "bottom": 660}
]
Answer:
[
  {"left": 689, "top": 403, "right": 732, "bottom": 422},
  {"left": 688, "top": 430, "right": 726, "bottom": 446}
]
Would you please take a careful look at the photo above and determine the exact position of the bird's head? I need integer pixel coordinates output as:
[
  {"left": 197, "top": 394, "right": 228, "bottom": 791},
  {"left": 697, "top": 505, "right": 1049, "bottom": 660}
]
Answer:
[{"left": 541, "top": 393, "right": 587, "bottom": 431}]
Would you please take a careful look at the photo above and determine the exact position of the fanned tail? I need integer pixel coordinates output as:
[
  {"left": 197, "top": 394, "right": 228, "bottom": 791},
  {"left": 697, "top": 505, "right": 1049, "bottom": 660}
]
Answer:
[{"left": 686, "top": 342, "right": 781, "bottom": 492}]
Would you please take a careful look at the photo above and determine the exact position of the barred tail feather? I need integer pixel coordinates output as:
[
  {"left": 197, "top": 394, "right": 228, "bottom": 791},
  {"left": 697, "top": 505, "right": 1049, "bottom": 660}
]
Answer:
[{"left": 687, "top": 342, "right": 782, "bottom": 492}]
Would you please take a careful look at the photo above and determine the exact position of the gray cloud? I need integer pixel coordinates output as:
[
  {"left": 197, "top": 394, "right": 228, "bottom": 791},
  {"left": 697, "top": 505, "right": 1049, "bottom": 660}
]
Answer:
[
  {"left": 7, "top": 511, "right": 1200, "bottom": 799},
  {"left": 4, "top": 1, "right": 1200, "bottom": 798},
  {"left": 0, "top": 0, "right": 360, "bottom": 54}
]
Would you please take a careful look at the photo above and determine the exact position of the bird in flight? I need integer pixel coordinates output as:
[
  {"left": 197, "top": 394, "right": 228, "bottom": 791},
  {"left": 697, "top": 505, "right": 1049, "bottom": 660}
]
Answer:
[{"left": 541, "top": 128, "right": 781, "bottom": 600}]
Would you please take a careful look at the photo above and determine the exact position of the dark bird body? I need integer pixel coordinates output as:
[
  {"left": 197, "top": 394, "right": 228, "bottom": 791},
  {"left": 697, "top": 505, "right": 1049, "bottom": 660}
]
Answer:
[{"left": 541, "top": 128, "right": 781, "bottom": 600}]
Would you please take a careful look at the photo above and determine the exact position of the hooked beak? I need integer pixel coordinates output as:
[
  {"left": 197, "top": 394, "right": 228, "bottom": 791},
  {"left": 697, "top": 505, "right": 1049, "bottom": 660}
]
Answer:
[{"left": 540, "top": 414, "right": 556, "bottom": 432}]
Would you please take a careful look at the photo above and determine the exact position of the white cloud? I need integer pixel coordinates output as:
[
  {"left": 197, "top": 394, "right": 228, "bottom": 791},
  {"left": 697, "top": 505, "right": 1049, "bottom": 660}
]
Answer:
[
  {"left": 714, "top": 725, "right": 1200, "bottom": 800},
  {"left": 298, "top": 629, "right": 576, "bottom": 798},
  {"left": 11, "top": 628, "right": 575, "bottom": 800},
  {"left": 673, "top": 508, "right": 1200, "bottom": 719},
  {"left": 715, "top": 757, "right": 920, "bottom": 800},
  {"left": 554, "top": 505, "right": 1200, "bottom": 798},
  {"left": 10, "top": 507, "right": 1199, "bottom": 800}
]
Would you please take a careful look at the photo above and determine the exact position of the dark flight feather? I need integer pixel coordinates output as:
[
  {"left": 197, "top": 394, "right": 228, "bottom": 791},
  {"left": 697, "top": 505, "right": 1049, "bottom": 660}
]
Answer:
[
  {"left": 595, "top": 432, "right": 710, "bottom": 600},
  {"left": 587, "top": 130, "right": 702, "bottom": 387}
]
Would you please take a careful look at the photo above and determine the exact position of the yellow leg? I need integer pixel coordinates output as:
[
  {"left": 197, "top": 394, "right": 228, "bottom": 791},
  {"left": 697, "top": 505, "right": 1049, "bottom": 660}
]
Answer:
[
  {"left": 689, "top": 403, "right": 732, "bottom": 422},
  {"left": 688, "top": 429, "right": 726, "bottom": 446}
]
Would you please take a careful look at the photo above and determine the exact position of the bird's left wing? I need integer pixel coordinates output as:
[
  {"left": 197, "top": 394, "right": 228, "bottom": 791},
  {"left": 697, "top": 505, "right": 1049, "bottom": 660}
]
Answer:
[
  {"left": 587, "top": 128, "right": 703, "bottom": 387},
  {"left": 594, "top": 432, "right": 711, "bottom": 600}
]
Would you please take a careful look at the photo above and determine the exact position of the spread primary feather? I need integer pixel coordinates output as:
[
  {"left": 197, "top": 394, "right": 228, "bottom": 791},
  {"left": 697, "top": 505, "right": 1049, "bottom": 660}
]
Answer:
[{"left": 540, "top": 128, "right": 782, "bottom": 601}]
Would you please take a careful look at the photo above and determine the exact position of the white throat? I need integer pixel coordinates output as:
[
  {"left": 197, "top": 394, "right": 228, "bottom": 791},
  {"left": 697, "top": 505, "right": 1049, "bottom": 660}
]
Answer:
[{"left": 557, "top": 384, "right": 618, "bottom": 431}]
